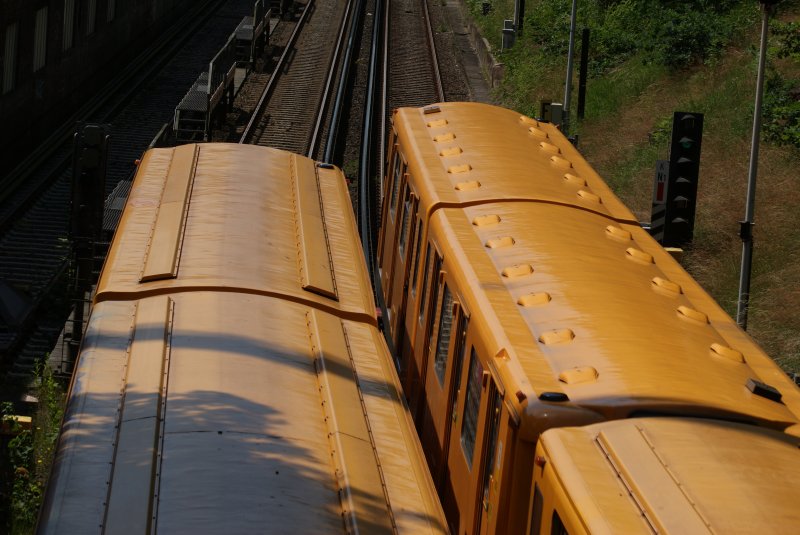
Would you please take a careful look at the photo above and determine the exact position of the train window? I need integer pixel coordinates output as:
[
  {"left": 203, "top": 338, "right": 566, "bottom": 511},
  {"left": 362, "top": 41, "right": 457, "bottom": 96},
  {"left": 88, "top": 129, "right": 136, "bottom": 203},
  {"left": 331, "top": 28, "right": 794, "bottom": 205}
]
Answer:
[
  {"left": 481, "top": 389, "right": 502, "bottom": 511},
  {"left": 418, "top": 245, "right": 432, "bottom": 324},
  {"left": 63, "top": 0, "right": 76, "bottom": 50},
  {"left": 451, "top": 315, "right": 469, "bottom": 403},
  {"left": 33, "top": 8, "right": 48, "bottom": 72},
  {"left": 529, "top": 485, "right": 544, "bottom": 535},
  {"left": 390, "top": 152, "right": 403, "bottom": 216},
  {"left": 551, "top": 511, "right": 569, "bottom": 535},
  {"left": 433, "top": 285, "right": 454, "bottom": 386},
  {"left": 399, "top": 189, "right": 414, "bottom": 256},
  {"left": 410, "top": 216, "right": 424, "bottom": 297},
  {"left": 424, "top": 255, "right": 443, "bottom": 350},
  {"left": 2, "top": 23, "right": 17, "bottom": 94},
  {"left": 461, "top": 348, "right": 483, "bottom": 466}
]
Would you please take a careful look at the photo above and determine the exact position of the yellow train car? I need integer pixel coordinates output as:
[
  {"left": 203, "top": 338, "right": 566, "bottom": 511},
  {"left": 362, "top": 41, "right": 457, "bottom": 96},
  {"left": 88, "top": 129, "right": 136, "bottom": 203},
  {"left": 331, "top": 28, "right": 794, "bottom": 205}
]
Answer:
[
  {"left": 378, "top": 102, "right": 800, "bottom": 534},
  {"left": 39, "top": 144, "right": 447, "bottom": 534},
  {"left": 531, "top": 417, "right": 800, "bottom": 534}
]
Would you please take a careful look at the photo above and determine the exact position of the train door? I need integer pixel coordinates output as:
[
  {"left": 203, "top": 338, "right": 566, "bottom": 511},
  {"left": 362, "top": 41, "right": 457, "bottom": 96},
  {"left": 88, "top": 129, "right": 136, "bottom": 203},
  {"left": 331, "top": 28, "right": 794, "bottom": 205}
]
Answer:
[
  {"left": 388, "top": 187, "right": 418, "bottom": 351},
  {"left": 421, "top": 280, "right": 469, "bottom": 489},
  {"left": 444, "top": 347, "right": 498, "bottom": 535},
  {"left": 399, "top": 211, "right": 426, "bottom": 367},
  {"left": 407, "top": 245, "right": 441, "bottom": 419},
  {"left": 378, "top": 143, "right": 405, "bottom": 300}
]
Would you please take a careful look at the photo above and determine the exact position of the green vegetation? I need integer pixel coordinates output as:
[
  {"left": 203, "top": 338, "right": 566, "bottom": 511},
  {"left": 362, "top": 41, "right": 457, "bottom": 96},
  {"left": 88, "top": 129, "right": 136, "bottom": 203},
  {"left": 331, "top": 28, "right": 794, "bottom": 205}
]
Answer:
[
  {"left": 1, "top": 364, "right": 65, "bottom": 535},
  {"left": 466, "top": 0, "right": 800, "bottom": 372}
]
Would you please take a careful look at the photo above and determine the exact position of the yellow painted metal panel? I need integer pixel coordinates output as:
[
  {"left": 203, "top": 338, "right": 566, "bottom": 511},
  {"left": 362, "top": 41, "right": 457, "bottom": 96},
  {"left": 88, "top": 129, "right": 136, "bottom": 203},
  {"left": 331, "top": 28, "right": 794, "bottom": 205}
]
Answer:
[
  {"left": 309, "top": 309, "right": 394, "bottom": 533},
  {"left": 541, "top": 418, "right": 800, "bottom": 534},
  {"left": 293, "top": 155, "right": 337, "bottom": 300},
  {"left": 98, "top": 144, "right": 374, "bottom": 322},
  {"left": 105, "top": 295, "right": 172, "bottom": 534},
  {"left": 140, "top": 144, "right": 198, "bottom": 282}
]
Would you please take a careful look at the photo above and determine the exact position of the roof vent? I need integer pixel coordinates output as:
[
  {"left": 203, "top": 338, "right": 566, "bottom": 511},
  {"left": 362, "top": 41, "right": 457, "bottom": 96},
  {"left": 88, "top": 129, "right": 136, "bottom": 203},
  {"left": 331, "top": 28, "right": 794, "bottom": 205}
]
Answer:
[
  {"left": 439, "top": 146, "right": 463, "bottom": 157},
  {"left": 518, "top": 292, "right": 551, "bottom": 307},
  {"left": 550, "top": 155, "right": 572, "bottom": 170},
  {"left": 747, "top": 378, "right": 782, "bottom": 403},
  {"left": 538, "top": 328, "right": 575, "bottom": 345},
  {"left": 651, "top": 277, "right": 682, "bottom": 296},
  {"left": 486, "top": 236, "right": 515, "bottom": 249},
  {"left": 605, "top": 225, "right": 632, "bottom": 242},
  {"left": 625, "top": 248, "right": 654, "bottom": 264},
  {"left": 577, "top": 190, "right": 601, "bottom": 204},
  {"left": 539, "top": 142, "right": 561, "bottom": 154},
  {"left": 433, "top": 132, "right": 456, "bottom": 142},
  {"left": 472, "top": 214, "right": 501, "bottom": 226},
  {"left": 519, "top": 115, "right": 539, "bottom": 126},
  {"left": 710, "top": 343, "right": 745, "bottom": 363},
  {"left": 563, "top": 173, "right": 586, "bottom": 187},
  {"left": 423, "top": 105, "right": 441, "bottom": 114},
  {"left": 677, "top": 305, "right": 709, "bottom": 324},
  {"left": 502, "top": 264, "right": 534, "bottom": 278},
  {"left": 455, "top": 180, "right": 481, "bottom": 191},
  {"left": 427, "top": 118, "right": 448, "bottom": 128},
  {"left": 558, "top": 366, "right": 599, "bottom": 385},
  {"left": 528, "top": 127, "right": 548, "bottom": 139},
  {"left": 317, "top": 163, "right": 335, "bottom": 169},
  {"left": 448, "top": 164, "right": 472, "bottom": 174}
]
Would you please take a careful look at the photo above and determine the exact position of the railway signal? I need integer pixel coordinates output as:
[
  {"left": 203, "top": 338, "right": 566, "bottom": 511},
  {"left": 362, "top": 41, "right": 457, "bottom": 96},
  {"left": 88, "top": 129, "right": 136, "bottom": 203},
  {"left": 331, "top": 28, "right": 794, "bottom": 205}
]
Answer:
[{"left": 650, "top": 112, "right": 703, "bottom": 247}]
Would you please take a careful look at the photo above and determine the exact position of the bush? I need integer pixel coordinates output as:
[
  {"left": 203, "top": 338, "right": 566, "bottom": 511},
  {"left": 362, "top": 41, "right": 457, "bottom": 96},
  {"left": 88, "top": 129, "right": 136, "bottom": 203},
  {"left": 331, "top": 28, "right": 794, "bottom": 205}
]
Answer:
[{"left": 763, "top": 72, "right": 800, "bottom": 147}]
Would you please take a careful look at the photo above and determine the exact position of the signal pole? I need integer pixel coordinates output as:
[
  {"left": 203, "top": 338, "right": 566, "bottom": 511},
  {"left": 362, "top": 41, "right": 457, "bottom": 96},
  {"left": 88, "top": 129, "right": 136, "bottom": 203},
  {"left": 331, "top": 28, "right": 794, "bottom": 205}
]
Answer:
[
  {"left": 563, "top": 0, "right": 578, "bottom": 135},
  {"left": 736, "top": 0, "right": 777, "bottom": 330}
]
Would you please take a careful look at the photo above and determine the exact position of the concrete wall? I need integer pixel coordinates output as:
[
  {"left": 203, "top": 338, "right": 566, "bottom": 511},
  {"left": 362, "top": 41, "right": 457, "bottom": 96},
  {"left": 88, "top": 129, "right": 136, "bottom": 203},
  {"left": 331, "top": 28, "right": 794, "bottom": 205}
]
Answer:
[
  {"left": 457, "top": 0, "right": 505, "bottom": 88},
  {"left": 0, "top": 0, "right": 197, "bottom": 175}
]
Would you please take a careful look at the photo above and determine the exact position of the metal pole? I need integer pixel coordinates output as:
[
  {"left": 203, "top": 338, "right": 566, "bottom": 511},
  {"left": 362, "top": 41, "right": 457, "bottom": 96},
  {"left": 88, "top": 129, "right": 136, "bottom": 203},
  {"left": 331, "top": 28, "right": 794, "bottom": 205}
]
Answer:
[
  {"left": 736, "top": 4, "right": 773, "bottom": 329},
  {"left": 577, "top": 27, "right": 589, "bottom": 120},
  {"left": 563, "top": 0, "right": 578, "bottom": 134}
]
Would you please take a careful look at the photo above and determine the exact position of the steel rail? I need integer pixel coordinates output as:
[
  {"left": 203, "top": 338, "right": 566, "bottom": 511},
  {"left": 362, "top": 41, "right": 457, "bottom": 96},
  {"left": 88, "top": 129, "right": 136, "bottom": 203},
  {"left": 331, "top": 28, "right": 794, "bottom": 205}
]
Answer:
[
  {"left": 358, "top": 0, "right": 385, "bottom": 283},
  {"left": 422, "top": 0, "right": 445, "bottom": 102},
  {"left": 308, "top": 0, "right": 358, "bottom": 159},
  {"left": 239, "top": 1, "right": 315, "bottom": 144},
  {"left": 322, "top": 0, "right": 364, "bottom": 163}
]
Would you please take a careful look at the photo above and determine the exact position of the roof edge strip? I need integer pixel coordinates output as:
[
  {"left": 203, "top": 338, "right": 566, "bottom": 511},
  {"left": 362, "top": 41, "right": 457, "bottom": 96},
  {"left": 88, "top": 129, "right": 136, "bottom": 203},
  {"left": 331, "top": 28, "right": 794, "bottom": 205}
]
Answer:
[
  {"left": 93, "top": 285, "right": 378, "bottom": 329},
  {"left": 424, "top": 197, "right": 641, "bottom": 227}
]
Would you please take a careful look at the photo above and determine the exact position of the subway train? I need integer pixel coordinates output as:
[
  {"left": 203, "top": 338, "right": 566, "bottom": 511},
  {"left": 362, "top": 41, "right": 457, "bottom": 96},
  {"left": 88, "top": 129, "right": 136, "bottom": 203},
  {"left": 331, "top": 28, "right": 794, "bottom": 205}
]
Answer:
[
  {"left": 38, "top": 143, "right": 447, "bottom": 534},
  {"left": 378, "top": 102, "right": 800, "bottom": 534}
]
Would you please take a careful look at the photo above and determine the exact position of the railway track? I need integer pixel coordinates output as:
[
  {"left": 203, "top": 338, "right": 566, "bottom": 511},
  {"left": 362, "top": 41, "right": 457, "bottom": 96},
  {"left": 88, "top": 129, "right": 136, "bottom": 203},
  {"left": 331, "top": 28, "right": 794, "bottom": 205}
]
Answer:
[
  {"left": 0, "top": 0, "right": 259, "bottom": 387},
  {"left": 240, "top": 0, "right": 350, "bottom": 155}
]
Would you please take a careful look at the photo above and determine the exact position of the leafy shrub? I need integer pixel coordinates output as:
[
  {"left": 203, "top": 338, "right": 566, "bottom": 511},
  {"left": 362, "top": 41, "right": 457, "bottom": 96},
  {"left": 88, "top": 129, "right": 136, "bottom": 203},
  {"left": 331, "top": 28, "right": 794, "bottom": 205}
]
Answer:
[{"left": 763, "top": 72, "right": 800, "bottom": 147}]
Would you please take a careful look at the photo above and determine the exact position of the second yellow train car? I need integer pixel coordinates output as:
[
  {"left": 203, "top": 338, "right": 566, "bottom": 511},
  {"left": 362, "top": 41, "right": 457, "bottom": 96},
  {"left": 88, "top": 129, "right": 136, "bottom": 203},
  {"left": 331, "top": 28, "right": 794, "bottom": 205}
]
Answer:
[
  {"left": 378, "top": 102, "right": 800, "bottom": 534},
  {"left": 39, "top": 143, "right": 447, "bottom": 534}
]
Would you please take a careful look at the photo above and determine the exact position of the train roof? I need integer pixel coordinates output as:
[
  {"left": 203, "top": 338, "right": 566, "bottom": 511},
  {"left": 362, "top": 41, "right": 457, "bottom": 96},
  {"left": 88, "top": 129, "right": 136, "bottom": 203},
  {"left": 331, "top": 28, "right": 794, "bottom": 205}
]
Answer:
[
  {"left": 39, "top": 145, "right": 446, "bottom": 533},
  {"left": 393, "top": 102, "right": 800, "bottom": 435},
  {"left": 96, "top": 143, "right": 375, "bottom": 321},
  {"left": 538, "top": 417, "right": 800, "bottom": 533},
  {"left": 392, "top": 102, "right": 638, "bottom": 224}
]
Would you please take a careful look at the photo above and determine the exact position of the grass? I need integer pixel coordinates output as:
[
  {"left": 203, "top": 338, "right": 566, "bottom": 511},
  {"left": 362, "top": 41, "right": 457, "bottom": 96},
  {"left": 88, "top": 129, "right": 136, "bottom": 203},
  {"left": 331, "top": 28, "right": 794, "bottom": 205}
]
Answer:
[{"left": 472, "top": 1, "right": 800, "bottom": 374}]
